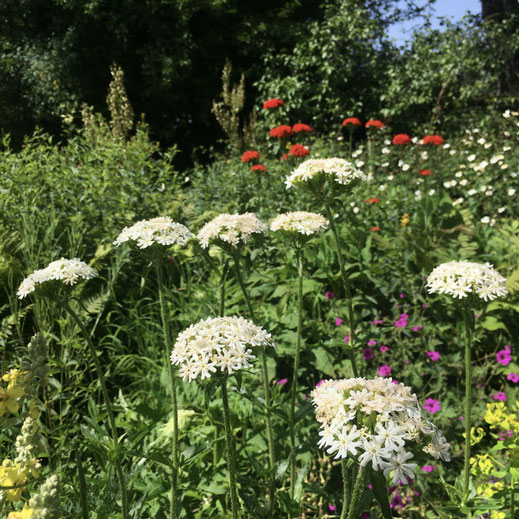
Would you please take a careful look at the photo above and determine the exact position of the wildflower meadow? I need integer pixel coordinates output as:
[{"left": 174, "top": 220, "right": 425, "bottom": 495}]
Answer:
[{"left": 0, "top": 2, "right": 518, "bottom": 518}]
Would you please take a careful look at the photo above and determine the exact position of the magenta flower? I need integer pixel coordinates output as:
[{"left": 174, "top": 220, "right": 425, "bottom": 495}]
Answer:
[
  {"left": 363, "top": 348, "right": 374, "bottom": 360},
  {"left": 394, "top": 314, "right": 408, "bottom": 328},
  {"left": 399, "top": 292, "right": 405, "bottom": 298},
  {"left": 276, "top": 378, "right": 288, "bottom": 386},
  {"left": 498, "top": 430, "right": 513, "bottom": 441},
  {"left": 380, "top": 345, "right": 390, "bottom": 353},
  {"left": 325, "top": 291, "right": 335, "bottom": 300},
  {"left": 413, "top": 324, "right": 424, "bottom": 332},
  {"left": 370, "top": 319, "right": 384, "bottom": 325},
  {"left": 426, "top": 351, "right": 440, "bottom": 361},
  {"left": 493, "top": 392, "right": 507, "bottom": 401},
  {"left": 507, "top": 373, "right": 519, "bottom": 383},
  {"left": 424, "top": 398, "right": 440, "bottom": 414},
  {"left": 421, "top": 465, "right": 435, "bottom": 473},
  {"left": 422, "top": 303, "right": 427, "bottom": 309},
  {"left": 496, "top": 345, "right": 512, "bottom": 366},
  {"left": 316, "top": 379, "right": 326, "bottom": 388},
  {"left": 378, "top": 364, "right": 392, "bottom": 376},
  {"left": 335, "top": 317, "right": 343, "bottom": 326},
  {"left": 329, "top": 505, "right": 336, "bottom": 511},
  {"left": 344, "top": 330, "right": 358, "bottom": 343},
  {"left": 367, "top": 339, "right": 377, "bottom": 346}
]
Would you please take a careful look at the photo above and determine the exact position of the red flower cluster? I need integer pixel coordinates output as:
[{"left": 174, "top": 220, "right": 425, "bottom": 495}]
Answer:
[
  {"left": 365, "top": 197, "right": 380, "bottom": 204},
  {"left": 289, "top": 144, "right": 310, "bottom": 157},
  {"left": 263, "top": 98, "right": 284, "bottom": 109},
  {"left": 419, "top": 169, "right": 433, "bottom": 176},
  {"left": 281, "top": 153, "right": 288, "bottom": 161},
  {"left": 292, "top": 123, "right": 312, "bottom": 133},
  {"left": 342, "top": 117, "right": 362, "bottom": 127},
  {"left": 392, "top": 134, "right": 412, "bottom": 145},
  {"left": 422, "top": 135, "right": 445, "bottom": 146},
  {"left": 370, "top": 226, "right": 381, "bottom": 231},
  {"left": 241, "top": 150, "right": 260, "bottom": 163},
  {"left": 252, "top": 164, "right": 267, "bottom": 173},
  {"left": 365, "top": 120, "right": 384, "bottom": 129},
  {"left": 270, "top": 125, "right": 293, "bottom": 138}
]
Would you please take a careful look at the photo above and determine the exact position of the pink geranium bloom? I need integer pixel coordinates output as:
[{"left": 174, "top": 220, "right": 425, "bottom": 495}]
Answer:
[
  {"left": 493, "top": 392, "right": 507, "bottom": 401},
  {"left": 496, "top": 345, "right": 512, "bottom": 366},
  {"left": 394, "top": 318, "right": 407, "bottom": 328},
  {"left": 329, "top": 505, "right": 336, "bottom": 512},
  {"left": 380, "top": 345, "right": 390, "bottom": 353},
  {"left": 335, "top": 317, "right": 343, "bottom": 326},
  {"left": 367, "top": 339, "right": 377, "bottom": 346},
  {"left": 507, "top": 373, "right": 519, "bottom": 383},
  {"left": 363, "top": 348, "right": 374, "bottom": 360},
  {"left": 421, "top": 465, "right": 435, "bottom": 473},
  {"left": 325, "top": 291, "right": 334, "bottom": 300},
  {"left": 370, "top": 319, "right": 384, "bottom": 325},
  {"left": 378, "top": 364, "right": 392, "bottom": 376},
  {"left": 344, "top": 330, "right": 358, "bottom": 343},
  {"left": 413, "top": 324, "right": 424, "bottom": 332},
  {"left": 426, "top": 351, "right": 440, "bottom": 361},
  {"left": 276, "top": 378, "right": 288, "bottom": 386},
  {"left": 424, "top": 398, "right": 440, "bottom": 414}
]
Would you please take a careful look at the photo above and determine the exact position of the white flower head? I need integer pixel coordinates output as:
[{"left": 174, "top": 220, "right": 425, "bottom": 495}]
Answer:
[
  {"left": 18, "top": 258, "right": 97, "bottom": 299},
  {"left": 427, "top": 260, "right": 508, "bottom": 302},
  {"left": 171, "top": 316, "right": 275, "bottom": 381},
  {"left": 285, "top": 158, "right": 367, "bottom": 190},
  {"left": 270, "top": 211, "right": 328, "bottom": 238},
  {"left": 197, "top": 213, "right": 267, "bottom": 249},
  {"left": 114, "top": 217, "right": 192, "bottom": 249}
]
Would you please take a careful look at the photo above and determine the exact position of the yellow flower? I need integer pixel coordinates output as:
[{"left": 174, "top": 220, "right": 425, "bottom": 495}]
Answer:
[
  {"left": 0, "top": 384, "right": 24, "bottom": 417},
  {"left": 7, "top": 504, "right": 33, "bottom": 519},
  {"left": 462, "top": 426, "right": 485, "bottom": 445},
  {"left": 0, "top": 460, "right": 28, "bottom": 502},
  {"left": 400, "top": 213, "right": 410, "bottom": 227},
  {"left": 2, "top": 370, "right": 26, "bottom": 384},
  {"left": 490, "top": 512, "right": 506, "bottom": 519}
]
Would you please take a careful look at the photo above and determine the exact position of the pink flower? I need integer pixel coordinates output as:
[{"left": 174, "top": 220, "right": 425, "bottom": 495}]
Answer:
[
  {"left": 413, "top": 325, "right": 424, "bottom": 332},
  {"left": 399, "top": 293, "right": 405, "bottom": 298},
  {"left": 391, "top": 380, "right": 398, "bottom": 384},
  {"left": 493, "top": 392, "right": 507, "bottom": 401},
  {"left": 378, "top": 364, "right": 392, "bottom": 376},
  {"left": 380, "top": 345, "right": 390, "bottom": 353},
  {"left": 335, "top": 317, "right": 343, "bottom": 326},
  {"left": 421, "top": 465, "right": 435, "bottom": 473},
  {"left": 329, "top": 505, "right": 336, "bottom": 512},
  {"left": 426, "top": 351, "right": 440, "bottom": 361},
  {"left": 367, "top": 339, "right": 377, "bottom": 346},
  {"left": 316, "top": 380, "right": 326, "bottom": 388},
  {"left": 498, "top": 430, "right": 513, "bottom": 441},
  {"left": 422, "top": 303, "right": 427, "bottom": 309},
  {"left": 370, "top": 319, "right": 384, "bottom": 325},
  {"left": 344, "top": 330, "right": 358, "bottom": 343},
  {"left": 394, "top": 318, "right": 407, "bottom": 328},
  {"left": 496, "top": 345, "right": 512, "bottom": 366},
  {"left": 363, "top": 348, "right": 374, "bottom": 360},
  {"left": 276, "top": 378, "right": 288, "bottom": 386},
  {"left": 507, "top": 373, "right": 519, "bottom": 383},
  {"left": 424, "top": 398, "right": 440, "bottom": 414},
  {"left": 325, "top": 291, "right": 334, "bottom": 300}
]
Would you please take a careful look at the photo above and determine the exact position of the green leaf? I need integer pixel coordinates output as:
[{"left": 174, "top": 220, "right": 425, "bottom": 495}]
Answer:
[{"left": 369, "top": 470, "right": 392, "bottom": 519}]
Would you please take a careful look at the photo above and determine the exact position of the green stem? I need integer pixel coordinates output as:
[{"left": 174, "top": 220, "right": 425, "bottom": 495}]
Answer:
[
  {"left": 76, "top": 447, "right": 89, "bottom": 519},
  {"left": 340, "top": 459, "right": 350, "bottom": 519},
  {"left": 462, "top": 306, "right": 474, "bottom": 505},
  {"left": 511, "top": 475, "right": 515, "bottom": 518},
  {"left": 323, "top": 201, "right": 358, "bottom": 377},
  {"left": 156, "top": 263, "right": 179, "bottom": 519},
  {"left": 289, "top": 250, "right": 304, "bottom": 498},
  {"left": 346, "top": 466, "right": 365, "bottom": 519},
  {"left": 232, "top": 250, "right": 276, "bottom": 515},
  {"left": 222, "top": 377, "right": 239, "bottom": 519},
  {"left": 63, "top": 302, "right": 128, "bottom": 519}
]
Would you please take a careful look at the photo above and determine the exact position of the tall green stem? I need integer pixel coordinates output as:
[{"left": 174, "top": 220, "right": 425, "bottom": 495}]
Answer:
[
  {"left": 462, "top": 306, "right": 474, "bottom": 504},
  {"left": 156, "top": 264, "right": 179, "bottom": 519},
  {"left": 232, "top": 250, "right": 276, "bottom": 515},
  {"left": 222, "top": 377, "right": 239, "bottom": 519},
  {"left": 289, "top": 250, "right": 304, "bottom": 498},
  {"left": 346, "top": 466, "right": 365, "bottom": 519},
  {"left": 340, "top": 459, "right": 350, "bottom": 519},
  {"left": 63, "top": 302, "right": 128, "bottom": 519},
  {"left": 323, "top": 201, "right": 358, "bottom": 377}
]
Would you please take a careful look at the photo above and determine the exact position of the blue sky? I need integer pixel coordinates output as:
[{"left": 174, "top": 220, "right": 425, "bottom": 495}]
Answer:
[{"left": 387, "top": 0, "right": 481, "bottom": 45}]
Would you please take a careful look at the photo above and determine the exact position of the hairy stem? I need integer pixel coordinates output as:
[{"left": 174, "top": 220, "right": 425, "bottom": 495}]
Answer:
[
  {"left": 340, "top": 459, "right": 350, "bottom": 519},
  {"left": 222, "top": 377, "right": 239, "bottom": 519},
  {"left": 462, "top": 306, "right": 474, "bottom": 504},
  {"left": 346, "top": 466, "right": 365, "bottom": 519}
]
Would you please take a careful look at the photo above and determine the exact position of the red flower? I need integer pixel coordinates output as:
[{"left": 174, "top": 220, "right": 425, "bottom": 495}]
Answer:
[
  {"left": 342, "top": 117, "right": 362, "bottom": 127},
  {"left": 251, "top": 164, "right": 267, "bottom": 172},
  {"left": 392, "top": 133, "right": 412, "bottom": 145},
  {"left": 364, "top": 197, "right": 379, "bottom": 204},
  {"left": 422, "top": 134, "right": 445, "bottom": 146},
  {"left": 241, "top": 150, "right": 260, "bottom": 163},
  {"left": 365, "top": 120, "right": 384, "bottom": 129},
  {"left": 270, "top": 125, "right": 293, "bottom": 138},
  {"left": 289, "top": 144, "right": 310, "bottom": 157},
  {"left": 281, "top": 153, "right": 288, "bottom": 161},
  {"left": 370, "top": 226, "right": 381, "bottom": 231},
  {"left": 263, "top": 98, "right": 284, "bottom": 109},
  {"left": 419, "top": 169, "right": 433, "bottom": 176},
  {"left": 292, "top": 123, "right": 312, "bottom": 133}
]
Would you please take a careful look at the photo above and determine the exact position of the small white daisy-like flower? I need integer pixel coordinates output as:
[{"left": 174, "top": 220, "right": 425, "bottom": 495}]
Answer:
[
  {"left": 18, "top": 258, "right": 97, "bottom": 299},
  {"left": 171, "top": 316, "right": 275, "bottom": 381},
  {"left": 379, "top": 449, "right": 417, "bottom": 484},
  {"left": 197, "top": 213, "right": 267, "bottom": 249},
  {"left": 427, "top": 260, "right": 507, "bottom": 302},
  {"left": 285, "top": 158, "right": 367, "bottom": 189},
  {"left": 114, "top": 216, "right": 192, "bottom": 249},
  {"left": 270, "top": 211, "right": 328, "bottom": 236}
]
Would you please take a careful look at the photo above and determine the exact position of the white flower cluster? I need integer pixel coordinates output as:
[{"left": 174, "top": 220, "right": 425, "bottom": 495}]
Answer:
[
  {"left": 17, "top": 258, "right": 97, "bottom": 299},
  {"left": 270, "top": 212, "right": 328, "bottom": 235},
  {"left": 427, "top": 260, "right": 508, "bottom": 301},
  {"left": 197, "top": 213, "right": 267, "bottom": 249},
  {"left": 285, "top": 158, "right": 367, "bottom": 189},
  {"left": 113, "top": 217, "right": 192, "bottom": 249},
  {"left": 171, "top": 316, "right": 275, "bottom": 381},
  {"left": 311, "top": 377, "right": 450, "bottom": 485}
]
